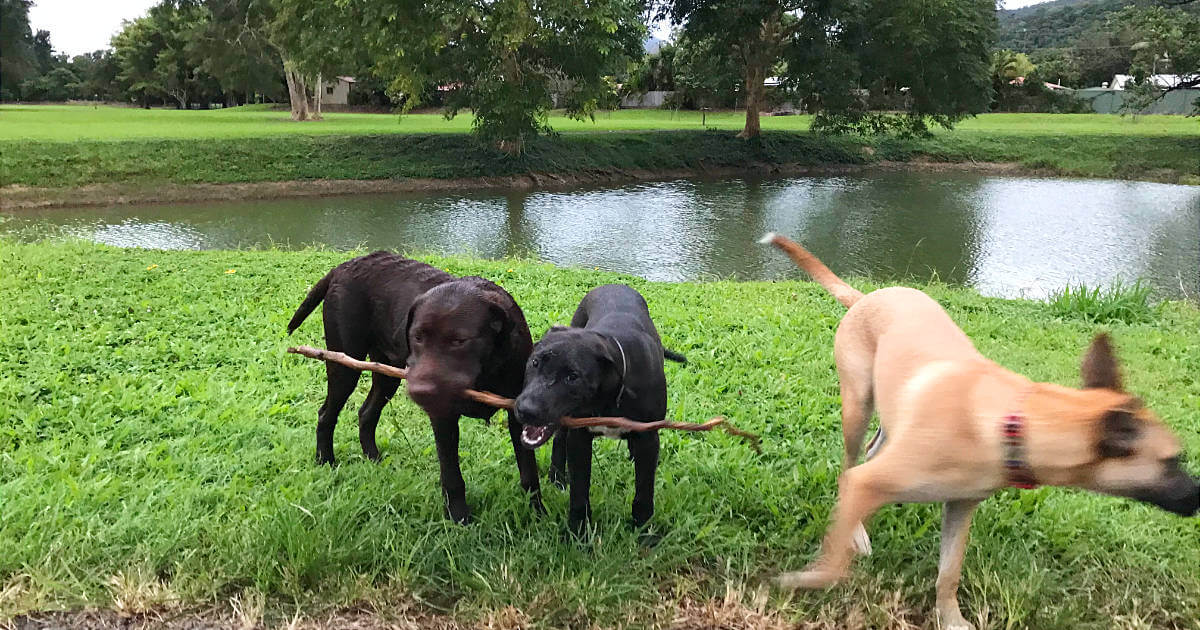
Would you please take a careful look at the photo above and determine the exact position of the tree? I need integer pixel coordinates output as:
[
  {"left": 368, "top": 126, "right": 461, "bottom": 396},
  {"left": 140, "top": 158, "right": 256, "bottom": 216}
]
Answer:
[
  {"left": 1, "top": 0, "right": 36, "bottom": 97},
  {"left": 660, "top": 0, "right": 800, "bottom": 138},
  {"left": 663, "top": 0, "right": 996, "bottom": 138},
  {"left": 112, "top": 17, "right": 162, "bottom": 106},
  {"left": 190, "top": 0, "right": 284, "bottom": 106},
  {"left": 19, "top": 66, "right": 79, "bottom": 101},
  {"left": 670, "top": 30, "right": 743, "bottom": 108},
  {"left": 1109, "top": 4, "right": 1200, "bottom": 89},
  {"left": 341, "top": 0, "right": 647, "bottom": 152}
]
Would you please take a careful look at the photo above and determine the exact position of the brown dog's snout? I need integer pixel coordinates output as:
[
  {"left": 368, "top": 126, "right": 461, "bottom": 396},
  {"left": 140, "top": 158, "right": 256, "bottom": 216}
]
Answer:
[{"left": 405, "top": 367, "right": 470, "bottom": 416}]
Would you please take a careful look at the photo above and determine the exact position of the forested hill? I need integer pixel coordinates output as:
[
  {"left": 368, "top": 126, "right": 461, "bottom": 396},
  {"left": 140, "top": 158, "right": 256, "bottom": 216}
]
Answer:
[{"left": 997, "top": 0, "right": 1198, "bottom": 51}]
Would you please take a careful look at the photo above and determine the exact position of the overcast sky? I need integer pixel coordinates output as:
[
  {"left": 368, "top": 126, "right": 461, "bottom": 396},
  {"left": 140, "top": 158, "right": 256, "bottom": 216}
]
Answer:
[{"left": 32, "top": 0, "right": 1054, "bottom": 57}]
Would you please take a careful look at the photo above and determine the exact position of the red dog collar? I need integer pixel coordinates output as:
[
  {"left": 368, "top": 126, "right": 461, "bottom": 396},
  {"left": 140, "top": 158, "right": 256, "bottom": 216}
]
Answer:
[{"left": 1003, "top": 411, "right": 1039, "bottom": 489}]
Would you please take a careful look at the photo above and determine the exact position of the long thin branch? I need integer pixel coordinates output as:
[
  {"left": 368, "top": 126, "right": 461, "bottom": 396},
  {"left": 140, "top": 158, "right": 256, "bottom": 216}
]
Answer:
[{"left": 287, "top": 345, "right": 761, "bottom": 450}]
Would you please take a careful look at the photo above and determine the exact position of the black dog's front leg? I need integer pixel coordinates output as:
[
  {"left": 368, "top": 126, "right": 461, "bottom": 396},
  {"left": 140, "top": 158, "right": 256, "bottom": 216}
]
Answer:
[
  {"left": 628, "top": 431, "right": 659, "bottom": 528},
  {"left": 429, "top": 414, "right": 471, "bottom": 524},
  {"left": 567, "top": 428, "right": 595, "bottom": 535},
  {"left": 548, "top": 429, "right": 568, "bottom": 489},
  {"left": 506, "top": 412, "right": 545, "bottom": 514}
]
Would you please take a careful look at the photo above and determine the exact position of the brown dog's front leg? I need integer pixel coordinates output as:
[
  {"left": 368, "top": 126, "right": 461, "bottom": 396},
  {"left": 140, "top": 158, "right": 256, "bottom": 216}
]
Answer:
[
  {"left": 506, "top": 413, "right": 545, "bottom": 514},
  {"left": 936, "top": 499, "right": 981, "bottom": 630},
  {"left": 429, "top": 415, "right": 470, "bottom": 524}
]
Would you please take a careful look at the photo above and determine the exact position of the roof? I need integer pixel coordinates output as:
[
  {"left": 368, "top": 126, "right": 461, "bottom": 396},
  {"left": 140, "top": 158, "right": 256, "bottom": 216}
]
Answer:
[{"left": 1109, "top": 74, "right": 1198, "bottom": 90}]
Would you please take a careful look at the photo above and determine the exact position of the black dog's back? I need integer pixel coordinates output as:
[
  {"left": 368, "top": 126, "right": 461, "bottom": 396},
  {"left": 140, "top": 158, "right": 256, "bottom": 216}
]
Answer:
[{"left": 572, "top": 284, "right": 686, "bottom": 364}]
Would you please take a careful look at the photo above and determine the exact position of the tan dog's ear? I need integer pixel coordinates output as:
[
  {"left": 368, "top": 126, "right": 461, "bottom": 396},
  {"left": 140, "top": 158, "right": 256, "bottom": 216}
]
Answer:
[
  {"left": 1082, "top": 333, "right": 1123, "bottom": 390},
  {"left": 1097, "top": 409, "right": 1140, "bottom": 458}
]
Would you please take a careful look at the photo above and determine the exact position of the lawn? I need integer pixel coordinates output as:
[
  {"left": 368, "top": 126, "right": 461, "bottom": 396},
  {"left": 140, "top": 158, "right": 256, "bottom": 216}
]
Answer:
[
  {"left": 2, "top": 105, "right": 1198, "bottom": 143},
  {"left": 2, "top": 241, "right": 1199, "bottom": 629},
  {"left": 2, "top": 106, "right": 1198, "bottom": 196}
]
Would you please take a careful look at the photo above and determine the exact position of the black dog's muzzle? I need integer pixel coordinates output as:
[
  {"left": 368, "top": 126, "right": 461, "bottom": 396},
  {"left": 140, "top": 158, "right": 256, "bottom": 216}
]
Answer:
[{"left": 514, "top": 399, "right": 558, "bottom": 449}]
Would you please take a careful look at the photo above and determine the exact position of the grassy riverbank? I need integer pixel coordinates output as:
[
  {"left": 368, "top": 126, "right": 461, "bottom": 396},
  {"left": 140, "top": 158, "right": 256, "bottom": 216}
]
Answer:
[
  {"left": 1, "top": 106, "right": 1197, "bottom": 199},
  {"left": 3, "top": 241, "right": 1199, "bottom": 629}
]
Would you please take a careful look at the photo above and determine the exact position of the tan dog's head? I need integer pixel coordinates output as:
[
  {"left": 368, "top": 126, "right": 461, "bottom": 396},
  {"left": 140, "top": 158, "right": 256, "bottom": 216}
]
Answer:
[{"left": 1077, "top": 334, "right": 1198, "bottom": 516}]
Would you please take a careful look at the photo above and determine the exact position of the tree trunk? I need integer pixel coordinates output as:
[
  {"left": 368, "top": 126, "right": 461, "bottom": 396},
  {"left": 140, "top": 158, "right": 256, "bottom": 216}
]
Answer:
[
  {"left": 283, "top": 59, "right": 312, "bottom": 121},
  {"left": 312, "top": 73, "right": 323, "bottom": 120},
  {"left": 738, "top": 64, "right": 764, "bottom": 139}
]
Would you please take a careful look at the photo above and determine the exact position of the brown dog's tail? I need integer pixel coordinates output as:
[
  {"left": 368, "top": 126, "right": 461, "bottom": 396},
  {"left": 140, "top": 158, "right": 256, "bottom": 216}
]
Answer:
[
  {"left": 759, "top": 232, "right": 864, "bottom": 308},
  {"left": 287, "top": 271, "right": 334, "bottom": 335}
]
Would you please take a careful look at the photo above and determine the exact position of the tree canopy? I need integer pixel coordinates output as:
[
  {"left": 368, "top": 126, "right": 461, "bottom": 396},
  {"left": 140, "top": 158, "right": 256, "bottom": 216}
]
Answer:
[{"left": 339, "top": 0, "right": 647, "bottom": 152}]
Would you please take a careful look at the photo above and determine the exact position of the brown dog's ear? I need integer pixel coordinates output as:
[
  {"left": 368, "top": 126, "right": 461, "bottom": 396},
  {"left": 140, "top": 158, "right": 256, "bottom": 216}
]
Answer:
[
  {"left": 1081, "top": 333, "right": 1123, "bottom": 391},
  {"left": 404, "top": 294, "right": 426, "bottom": 350},
  {"left": 1097, "top": 409, "right": 1140, "bottom": 458}
]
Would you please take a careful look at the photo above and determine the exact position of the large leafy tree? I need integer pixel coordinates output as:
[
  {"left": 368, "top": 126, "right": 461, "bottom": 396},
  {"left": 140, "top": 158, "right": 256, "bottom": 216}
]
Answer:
[
  {"left": 662, "top": 0, "right": 996, "bottom": 138},
  {"left": 194, "top": 0, "right": 349, "bottom": 120},
  {"left": 660, "top": 0, "right": 800, "bottom": 138},
  {"left": 1, "top": 0, "right": 36, "bottom": 96},
  {"left": 341, "top": 0, "right": 647, "bottom": 152},
  {"left": 789, "top": 0, "right": 996, "bottom": 136}
]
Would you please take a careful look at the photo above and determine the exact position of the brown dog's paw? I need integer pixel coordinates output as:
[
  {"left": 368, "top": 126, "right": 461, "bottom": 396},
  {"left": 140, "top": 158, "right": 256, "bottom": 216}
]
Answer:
[{"left": 773, "top": 568, "right": 841, "bottom": 590}]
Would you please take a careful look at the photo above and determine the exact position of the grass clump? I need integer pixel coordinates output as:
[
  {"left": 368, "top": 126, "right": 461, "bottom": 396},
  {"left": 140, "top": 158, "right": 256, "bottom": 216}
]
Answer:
[
  {"left": 1049, "top": 280, "right": 1157, "bottom": 324},
  {"left": 1, "top": 241, "right": 1199, "bottom": 629}
]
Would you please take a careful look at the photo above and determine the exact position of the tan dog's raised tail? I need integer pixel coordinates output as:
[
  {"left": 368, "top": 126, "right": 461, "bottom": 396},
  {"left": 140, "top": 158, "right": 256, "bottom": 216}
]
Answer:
[{"left": 760, "top": 232, "right": 1198, "bottom": 630}]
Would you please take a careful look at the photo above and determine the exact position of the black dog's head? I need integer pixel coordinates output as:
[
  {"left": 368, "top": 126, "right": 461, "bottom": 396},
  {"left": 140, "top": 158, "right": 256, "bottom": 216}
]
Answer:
[
  {"left": 514, "top": 326, "right": 624, "bottom": 449},
  {"left": 404, "top": 278, "right": 531, "bottom": 418}
]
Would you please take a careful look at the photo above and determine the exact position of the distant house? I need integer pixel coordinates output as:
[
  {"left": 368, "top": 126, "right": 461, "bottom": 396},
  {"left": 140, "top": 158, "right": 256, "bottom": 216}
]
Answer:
[
  {"left": 1108, "top": 74, "right": 1198, "bottom": 90},
  {"left": 320, "top": 76, "right": 356, "bottom": 105}
]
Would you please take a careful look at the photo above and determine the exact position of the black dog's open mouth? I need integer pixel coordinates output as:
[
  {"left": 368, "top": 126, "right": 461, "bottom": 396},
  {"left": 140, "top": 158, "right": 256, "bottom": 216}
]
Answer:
[{"left": 520, "top": 424, "right": 554, "bottom": 449}]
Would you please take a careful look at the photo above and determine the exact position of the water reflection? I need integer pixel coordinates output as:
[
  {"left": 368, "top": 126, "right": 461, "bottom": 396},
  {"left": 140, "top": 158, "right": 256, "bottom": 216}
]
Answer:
[{"left": 3, "top": 173, "right": 1197, "bottom": 299}]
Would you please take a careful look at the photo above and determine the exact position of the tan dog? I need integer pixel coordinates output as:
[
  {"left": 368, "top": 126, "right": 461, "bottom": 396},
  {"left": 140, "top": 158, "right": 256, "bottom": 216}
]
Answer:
[{"left": 760, "top": 233, "right": 1198, "bottom": 630}]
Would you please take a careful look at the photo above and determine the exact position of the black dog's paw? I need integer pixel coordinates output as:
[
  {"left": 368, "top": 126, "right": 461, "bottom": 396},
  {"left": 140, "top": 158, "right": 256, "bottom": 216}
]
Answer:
[
  {"left": 530, "top": 495, "right": 548, "bottom": 516},
  {"left": 445, "top": 501, "right": 472, "bottom": 525},
  {"left": 634, "top": 523, "right": 662, "bottom": 548}
]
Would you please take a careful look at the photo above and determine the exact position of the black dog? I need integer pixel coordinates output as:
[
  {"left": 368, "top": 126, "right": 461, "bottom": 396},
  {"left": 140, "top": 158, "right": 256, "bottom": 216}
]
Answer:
[
  {"left": 288, "top": 251, "right": 540, "bottom": 523},
  {"left": 513, "top": 284, "right": 685, "bottom": 533}
]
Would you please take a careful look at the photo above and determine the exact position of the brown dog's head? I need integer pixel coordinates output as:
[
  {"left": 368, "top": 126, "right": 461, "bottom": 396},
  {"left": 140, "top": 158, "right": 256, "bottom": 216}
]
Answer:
[
  {"left": 1076, "top": 334, "right": 1198, "bottom": 517},
  {"left": 403, "top": 278, "right": 531, "bottom": 418}
]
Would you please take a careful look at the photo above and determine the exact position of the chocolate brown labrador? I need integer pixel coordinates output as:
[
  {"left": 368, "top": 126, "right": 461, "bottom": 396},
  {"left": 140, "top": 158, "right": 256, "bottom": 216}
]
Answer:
[{"left": 287, "top": 251, "right": 540, "bottom": 523}]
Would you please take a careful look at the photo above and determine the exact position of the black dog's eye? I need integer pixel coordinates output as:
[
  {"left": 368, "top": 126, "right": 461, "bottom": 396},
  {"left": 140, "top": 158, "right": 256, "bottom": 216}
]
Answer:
[
  {"left": 412, "top": 334, "right": 424, "bottom": 344},
  {"left": 565, "top": 371, "right": 578, "bottom": 383},
  {"left": 531, "top": 358, "right": 540, "bottom": 368}
]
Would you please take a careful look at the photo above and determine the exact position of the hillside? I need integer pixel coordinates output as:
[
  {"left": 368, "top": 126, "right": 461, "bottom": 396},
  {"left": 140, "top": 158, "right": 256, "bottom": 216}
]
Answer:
[{"left": 997, "top": 0, "right": 1199, "bottom": 51}]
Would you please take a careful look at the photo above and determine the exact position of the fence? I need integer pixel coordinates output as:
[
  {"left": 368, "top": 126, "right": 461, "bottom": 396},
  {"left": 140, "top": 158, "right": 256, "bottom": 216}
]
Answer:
[{"left": 1074, "top": 88, "right": 1200, "bottom": 115}]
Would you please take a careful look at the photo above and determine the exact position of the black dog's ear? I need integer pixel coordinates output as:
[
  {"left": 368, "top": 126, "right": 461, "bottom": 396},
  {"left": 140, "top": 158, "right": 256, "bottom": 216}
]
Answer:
[
  {"left": 547, "top": 325, "right": 570, "bottom": 334},
  {"left": 1098, "top": 408, "right": 1141, "bottom": 458},
  {"left": 1082, "top": 333, "right": 1123, "bottom": 391}
]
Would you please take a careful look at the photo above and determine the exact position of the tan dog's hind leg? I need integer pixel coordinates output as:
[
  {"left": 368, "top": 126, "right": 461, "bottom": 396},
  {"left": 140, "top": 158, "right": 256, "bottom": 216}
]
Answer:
[
  {"left": 936, "top": 500, "right": 981, "bottom": 630},
  {"left": 837, "top": 348, "right": 876, "bottom": 556},
  {"left": 775, "top": 457, "right": 896, "bottom": 589}
]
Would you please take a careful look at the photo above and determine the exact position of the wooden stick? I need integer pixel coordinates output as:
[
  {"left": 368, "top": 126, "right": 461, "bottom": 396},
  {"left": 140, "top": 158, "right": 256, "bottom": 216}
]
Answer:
[{"left": 287, "top": 345, "right": 761, "bottom": 450}]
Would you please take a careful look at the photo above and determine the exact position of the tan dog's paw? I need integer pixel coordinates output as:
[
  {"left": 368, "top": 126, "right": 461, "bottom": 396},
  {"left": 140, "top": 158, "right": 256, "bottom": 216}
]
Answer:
[
  {"left": 773, "top": 569, "right": 841, "bottom": 590},
  {"left": 937, "top": 608, "right": 975, "bottom": 630},
  {"left": 851, "top": 522, "right": 872, "bottom": 555}
]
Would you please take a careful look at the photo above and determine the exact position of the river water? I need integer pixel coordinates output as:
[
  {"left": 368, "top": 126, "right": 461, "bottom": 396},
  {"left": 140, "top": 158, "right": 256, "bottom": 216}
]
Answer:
[{"left": 4, "top": 172, "right": 1198, "bottom": 299}]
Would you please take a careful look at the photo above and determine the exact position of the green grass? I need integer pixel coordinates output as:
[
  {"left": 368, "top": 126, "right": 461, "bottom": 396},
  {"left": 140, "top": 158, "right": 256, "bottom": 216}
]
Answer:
[
  {"left": 2, "top": 241, "right": 1199, "bottom": 629},
  {"left": 1, "top": 106, "right": 1198, "bottom": 189},
  {"left": 1049, "top": 281, "right": 1158, "bottom": 325}
]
